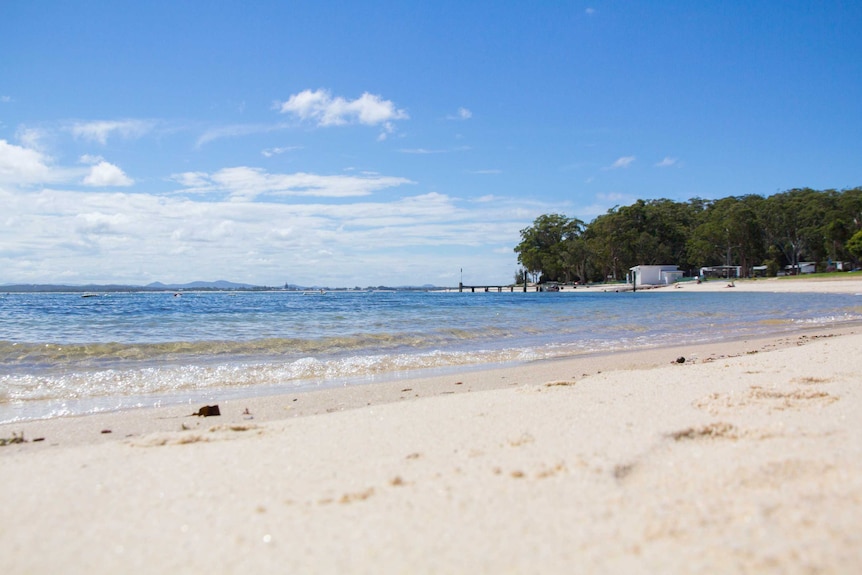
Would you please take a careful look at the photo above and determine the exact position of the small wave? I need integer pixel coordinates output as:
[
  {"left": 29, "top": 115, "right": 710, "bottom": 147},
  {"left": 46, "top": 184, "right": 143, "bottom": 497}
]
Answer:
[
  {"left": 0, "top": 328, "right": 509, "bottom": 371},
  {"left": 4, "top": 290, "right": 862, "bottom": 422},
  {"left": 0, "top": 342, "right": 578, "bottom": 408},
  {"left": 796, "top": 313, "right": 862, "bottom": 325}
]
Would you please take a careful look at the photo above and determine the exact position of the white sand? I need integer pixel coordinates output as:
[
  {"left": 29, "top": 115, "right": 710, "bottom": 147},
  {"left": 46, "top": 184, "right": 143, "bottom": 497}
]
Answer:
[
  {"left": 1, "top": 277, "right": 861, "bottom": 574},
  {"left": 652, "top": 273, "right": 862, "bottom": 294}
]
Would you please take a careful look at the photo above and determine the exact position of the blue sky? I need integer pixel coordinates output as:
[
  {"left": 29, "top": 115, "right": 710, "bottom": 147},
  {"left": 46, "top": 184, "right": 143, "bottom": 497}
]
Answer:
[{"left": 1, "top": 1, "right": 860, "bottom": 287}]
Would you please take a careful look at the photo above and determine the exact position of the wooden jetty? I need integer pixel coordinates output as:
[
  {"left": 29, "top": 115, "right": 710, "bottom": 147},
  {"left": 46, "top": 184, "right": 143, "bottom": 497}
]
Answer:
[{"left": 458, "top": 282, "right": 529, "bottom": 293}]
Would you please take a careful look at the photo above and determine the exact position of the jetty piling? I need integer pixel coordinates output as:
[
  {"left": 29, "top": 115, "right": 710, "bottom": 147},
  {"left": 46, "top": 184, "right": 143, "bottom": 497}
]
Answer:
[{"left": 458, "top": 282, "right": 531, "bottom": 293}]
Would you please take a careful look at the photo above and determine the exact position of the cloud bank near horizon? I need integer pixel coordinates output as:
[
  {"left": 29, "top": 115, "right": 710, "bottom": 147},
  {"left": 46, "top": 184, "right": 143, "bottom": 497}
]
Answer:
[
  {"left": 0, "top": 94, "right": 631, "bottom": 285},
  {"left": 0, "top": 182, "right": 534, "bottom": 286}
]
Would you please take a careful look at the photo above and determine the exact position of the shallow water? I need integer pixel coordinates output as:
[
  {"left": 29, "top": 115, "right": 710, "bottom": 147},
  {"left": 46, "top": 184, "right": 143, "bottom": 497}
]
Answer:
[{"left": 1, "top": 289, "right": 860, "bottom": 422}]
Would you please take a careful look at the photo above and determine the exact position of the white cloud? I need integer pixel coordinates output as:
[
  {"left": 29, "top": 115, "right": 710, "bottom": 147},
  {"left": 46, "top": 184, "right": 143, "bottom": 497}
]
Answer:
[
  {"left": 596, "top": 191, "right": 632, "bottom": 203},
  {"left": 655, "top": 156, "right": 678, "bottom": 167},
  {"left": 16, "top": 127, "right": 49, "bottom": 151},
  {"left": 196, "top": 122, "right": 290, "bottom": 148},
  {"left": 70, "top": 119, "right": 155, "bottom": 144},
  {"left": 606, "top": 156, "right": 636, "bottom": 170},
  {"left": 261, "top": 146, "right": 301, "bottom": 158},
  {"left": 0, "top": 139, "right": 61, "bottom": 185},
  {"left": 277, "top": 89, "right": 408, "bottom": 129},
  {"left": 171, "top": 171, "right": 210, "bottom": 188},
  {"left": 75, "top": 211, "right": 131, "bottom": 235},
  {"left": 376, "top": 121, "right": 398, "bottom": 141},
  {"left": 79, "top": 154, "right": 105, "bottom": 165},
  {"left": 172, "top": 166, "right": 414, "bottom": 200},
  {"left": 585, "top": 8, "right": 596, "bottom": 15},
  {"left": 82, "top": 161, "right": 134, "bottom": 187},
  {"left": 1, "top": 95, "right": 11, "bottom": 103},
  {"left": 447, "top": 107, "right": 472, "bottom": 120},
  {"left": 398, "top": 148, "right": 446, "bottom": 154},
  {"left": 0, "top": 140, "right": 132, "bottom": 187},
  {"left": 0, "top": 185, "right": 538, "bottom": 286}
]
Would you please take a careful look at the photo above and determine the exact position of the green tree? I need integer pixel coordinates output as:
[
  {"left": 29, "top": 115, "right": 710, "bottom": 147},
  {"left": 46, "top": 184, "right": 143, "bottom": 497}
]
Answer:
[
  {"left": 762, "top": 188, "right": 828, "bottom": 273},
  {"left": 514, "top": 214, "right": 583, "bottom": 283},
  {"left": 688, "top": 195, "right": 766, "bottom": 276},
  {"left": 584, "top": 209, "right": 628, "bottom": 281},
  {"left": 846, "top": 230, "right": 862, "bottom": 263},
  {"left": 515, "top": 187, "right": 862, "bottom": 283},
  {"left": 585, "top": 199, "right": 704, "bottom": 279}
]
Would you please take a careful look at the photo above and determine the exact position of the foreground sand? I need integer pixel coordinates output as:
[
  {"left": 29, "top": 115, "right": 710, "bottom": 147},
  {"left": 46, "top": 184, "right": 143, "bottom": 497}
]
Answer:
[{"left": 2, "top": 279, "right": 862, "bottom": 573}]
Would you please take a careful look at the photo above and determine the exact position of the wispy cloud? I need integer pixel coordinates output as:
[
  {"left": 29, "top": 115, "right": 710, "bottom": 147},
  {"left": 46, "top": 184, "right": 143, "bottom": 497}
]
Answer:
[
  {"left": 398, "top": 148, "right": 447, "bottom": 154},
  {"left": 172, "top": 171, "right": 210, "bottom": 188},
  {"left": 171, "top": 166, "right": 414, "bottom": 201},
  {"left": 605, "top": 156, "right": 636, "bottom": 170},
  {"left": 16, "top": 127, "right": 49, "bottom": 151},
  {"left": 655, "top": 156, "right": 678, "bottom": 168},
  {"left": 261, "top": 146, "right": 301, "bottom": 158},
  {"left": 468, "top": 169, "right": 502, "bottom": 175},
  {"left": 585, "top": 8, "right": 596, "bottom": 16},
  {"left": 69, "top": 119, "right": 156, "bottom": 145},
  {"left": 596, "top": 191, "right": 632, "bottom": 203},
  {"left": 196, "top": 122, "right": 289, "bottom": 148},
  {"left": 79, "top": 154, "right": 104, "bottom": 165},
  {"left": 276, "top": 89, "right": 408, "bottom": 140},
  {"left": 447, "top": 107, "right": 472, "bottom": 120}
]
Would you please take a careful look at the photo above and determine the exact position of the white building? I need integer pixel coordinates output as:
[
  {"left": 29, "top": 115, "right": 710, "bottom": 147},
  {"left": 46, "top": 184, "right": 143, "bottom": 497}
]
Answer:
[
  {"left": 782, "top": 262, "right": 817, "bottom": 275},
  {"left": 629, "top": 265, "right": 683, "bottom": 287},
  {"left": 700, "top": 265, "right": 742, "bottom": 279}
]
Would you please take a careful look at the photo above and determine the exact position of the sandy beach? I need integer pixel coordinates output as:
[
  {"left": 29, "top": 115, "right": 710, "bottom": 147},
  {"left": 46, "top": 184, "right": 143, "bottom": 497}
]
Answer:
[
  {"left": 2, "top": 276, "right": 862, "bottom": 574},
  {"left": 662, "top": 274, "right": 862, "bottom": 294}
]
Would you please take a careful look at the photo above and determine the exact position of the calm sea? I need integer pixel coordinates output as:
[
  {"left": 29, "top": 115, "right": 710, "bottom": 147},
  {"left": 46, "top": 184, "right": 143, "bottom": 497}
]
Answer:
[{"left": 1, "top": 288, "right": 861, "bottom": 422}]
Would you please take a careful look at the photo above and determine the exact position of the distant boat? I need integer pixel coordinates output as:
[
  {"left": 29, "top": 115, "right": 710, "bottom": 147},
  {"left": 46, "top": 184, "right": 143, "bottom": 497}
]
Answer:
[{"left": 81, "top": 293, "right": 100, "bottom": 298}]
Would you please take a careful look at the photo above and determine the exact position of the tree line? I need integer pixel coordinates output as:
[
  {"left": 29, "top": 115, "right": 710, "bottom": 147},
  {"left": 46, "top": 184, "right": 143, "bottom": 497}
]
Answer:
[{"left": 514, "top": 187, "right": 862, "bottom": 284}]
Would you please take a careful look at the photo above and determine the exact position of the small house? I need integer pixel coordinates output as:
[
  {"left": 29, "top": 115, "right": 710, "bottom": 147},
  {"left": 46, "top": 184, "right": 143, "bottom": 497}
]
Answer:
[
  {"left": 628, "top": 265, "right": 683, "bottom": 287},
  {"left": 783, "top": 262, "right": 817, "bottom": 275},
  {"left": 700, "top": 265, "right": 742, "bottom": 279}
]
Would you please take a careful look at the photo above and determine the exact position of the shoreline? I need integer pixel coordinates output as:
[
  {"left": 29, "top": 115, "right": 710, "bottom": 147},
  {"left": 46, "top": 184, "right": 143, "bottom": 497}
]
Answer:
[
  {"left": 446, "top": 273, "right": 862, "bottom": 294},
  {"left": 4, "top": 274, "right": 862, "bottom": 426},
  {"left": 649, "top": 273, "right": 862, "bottom": 293},
  {"left": 2, "top": 321, "right": 859, "bottom": 448},
  {"left": 2, "top": 277, "right": 862, "bottom": 573}
]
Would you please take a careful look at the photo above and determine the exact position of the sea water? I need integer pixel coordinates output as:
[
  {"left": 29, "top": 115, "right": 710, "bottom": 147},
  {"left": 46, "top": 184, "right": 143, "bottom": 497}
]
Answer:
[{"left": 1, "top": 288, "right": 861, "bottom": 423}]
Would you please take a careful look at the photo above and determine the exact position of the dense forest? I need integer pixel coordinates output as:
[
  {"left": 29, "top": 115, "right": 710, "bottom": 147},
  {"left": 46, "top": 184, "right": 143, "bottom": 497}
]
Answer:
[{"left": 514, "top": 187, "right": 862, "bottom": 284}]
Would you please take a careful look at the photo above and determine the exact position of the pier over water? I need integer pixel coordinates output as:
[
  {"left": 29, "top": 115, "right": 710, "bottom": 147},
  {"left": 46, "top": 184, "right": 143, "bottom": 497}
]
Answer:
[{"left": 458, "top": 282, "right": 530, "bottom": 292}]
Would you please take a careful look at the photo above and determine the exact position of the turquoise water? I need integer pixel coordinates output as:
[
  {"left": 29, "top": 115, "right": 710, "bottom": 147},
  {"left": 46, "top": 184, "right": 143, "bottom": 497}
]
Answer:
[{"left": 1, "top": 288, "right": 861, "bottom": 422}]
